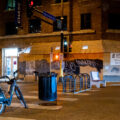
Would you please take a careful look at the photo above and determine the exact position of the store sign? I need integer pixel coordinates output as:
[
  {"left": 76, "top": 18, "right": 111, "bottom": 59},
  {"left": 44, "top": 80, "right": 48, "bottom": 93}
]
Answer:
[
  {"left": 15, "top": 0, "right": 22, "bottom": 26},
  {"left": 110, "top": 53, "right": 120, "bottom": 65}
]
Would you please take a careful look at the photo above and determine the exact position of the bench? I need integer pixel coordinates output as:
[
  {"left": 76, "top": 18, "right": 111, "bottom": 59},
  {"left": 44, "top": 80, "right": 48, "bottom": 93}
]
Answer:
[{"left": 90, "top": 71, "right": 106, "bottom": 88}]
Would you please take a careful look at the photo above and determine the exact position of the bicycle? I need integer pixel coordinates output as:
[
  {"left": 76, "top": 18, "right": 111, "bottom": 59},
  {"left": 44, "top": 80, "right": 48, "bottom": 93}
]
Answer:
[{"left": 0, "top": 70, "right": 27, "bottom": 114}]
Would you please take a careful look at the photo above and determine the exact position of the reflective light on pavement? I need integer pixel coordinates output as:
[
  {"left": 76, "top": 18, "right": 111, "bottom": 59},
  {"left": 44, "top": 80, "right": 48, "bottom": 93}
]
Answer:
[
  {"left": 11, "top": 103, "right": 62, "bottom": 110},
  {"left": 0, "top": 117, "right": 36, "bottom": 120},
  {"left": 13, "top": 95, "right": 78, "bottom": 101}
]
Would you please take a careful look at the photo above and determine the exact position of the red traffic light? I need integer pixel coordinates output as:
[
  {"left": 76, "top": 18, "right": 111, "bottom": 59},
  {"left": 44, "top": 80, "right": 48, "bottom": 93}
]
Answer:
[
  {"left": 28, "top": 0, "right": 34, "bottom": 7},
  {"left": 69, "top": 42, "right": 72, "bottom": 52},
  {"left": 69, "top": 44, "right": 72, "bottom": 48},
  {"left": 31, "top": 1, "right": 34, "bottom": 6}
]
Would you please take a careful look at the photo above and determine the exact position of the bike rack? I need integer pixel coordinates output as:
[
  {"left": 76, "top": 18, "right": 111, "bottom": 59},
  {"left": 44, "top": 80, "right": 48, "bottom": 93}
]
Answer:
[
  {"left": 63, "top": 73, "right": 91, "bottom": 94},
  {"left": 63, "top": 74, "right": 75, "bottom": 93}
]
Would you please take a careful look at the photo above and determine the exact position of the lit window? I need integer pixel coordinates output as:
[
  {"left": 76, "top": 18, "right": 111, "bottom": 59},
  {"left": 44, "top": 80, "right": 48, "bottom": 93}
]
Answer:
[
  {"left": 82, "top": 45, "right": 88, "bottom": 50},
  {"left": 81, "top": 13, "right": 91, "bottom": 29},
  {"left": 108, "top": 13, "right": 120, "bottom": 29},
  {"left": 7, "top": 0, "right": 15, "bottom": 10},
  {"left": 53, "top": 16, "right": 67, "bottom": 31},
  {"left": 29, "top": 19, "right": 41, "bottom": 33}
]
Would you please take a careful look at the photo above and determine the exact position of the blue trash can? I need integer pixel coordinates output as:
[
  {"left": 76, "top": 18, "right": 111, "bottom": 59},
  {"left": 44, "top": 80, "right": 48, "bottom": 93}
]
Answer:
[{"left": 38, "top": 73, "right": 57, "bottom": 101}]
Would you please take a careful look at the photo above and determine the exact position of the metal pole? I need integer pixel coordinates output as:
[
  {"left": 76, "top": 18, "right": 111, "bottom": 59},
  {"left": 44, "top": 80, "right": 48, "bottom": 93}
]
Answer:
[
  {"left": 59, "top": 0, "right": 64, "bottom": 82},
  {"left": 60, "top": 0, "right": 64, "bottom": 53}
]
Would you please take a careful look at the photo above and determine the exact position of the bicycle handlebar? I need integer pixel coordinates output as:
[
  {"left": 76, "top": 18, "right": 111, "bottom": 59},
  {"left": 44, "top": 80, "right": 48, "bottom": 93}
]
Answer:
[
  {"left": 0, "top": 76, "right": 10, "bottom": 81},
  {"left": 0, "top": 70, "right": 19, "bottom": 82},
  {"left": 13, "top": 70, "right": 19, "bottom": 76}
]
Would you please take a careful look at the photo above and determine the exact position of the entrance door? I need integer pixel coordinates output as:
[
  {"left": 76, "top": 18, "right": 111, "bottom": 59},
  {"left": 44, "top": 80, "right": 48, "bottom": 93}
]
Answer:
[
  {"left": 2, "top": 48, "right": 18, "bottom": 76},
  {"left": 6, "top": 57, "right": 17, "bottom": 76}
]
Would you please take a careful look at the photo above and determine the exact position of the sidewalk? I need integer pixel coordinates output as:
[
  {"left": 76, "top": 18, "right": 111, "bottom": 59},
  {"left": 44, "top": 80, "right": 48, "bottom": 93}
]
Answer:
[{"left": 0, "top": 82, "right": 120, "bottom": 120}]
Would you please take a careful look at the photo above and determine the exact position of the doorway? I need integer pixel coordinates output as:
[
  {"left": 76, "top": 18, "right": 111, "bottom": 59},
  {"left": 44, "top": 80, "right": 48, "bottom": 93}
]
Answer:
[{"left": 2, "top": 48, "right": 18, "bottom": 76}]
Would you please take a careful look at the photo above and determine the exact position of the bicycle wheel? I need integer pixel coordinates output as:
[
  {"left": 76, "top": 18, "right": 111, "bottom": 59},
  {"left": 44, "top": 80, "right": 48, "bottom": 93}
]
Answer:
[
  {"left": 15, "top": 87, "right": 28, "bottom": 108},
  {"left": 0, "top": 104, "right": 5, "bottom": 114}
]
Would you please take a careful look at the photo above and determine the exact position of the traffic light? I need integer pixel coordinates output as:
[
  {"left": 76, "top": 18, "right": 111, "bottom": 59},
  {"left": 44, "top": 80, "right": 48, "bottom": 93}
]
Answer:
[
  {"left": 69, "top": 41, "right": 72, "bottom": 52},
  {"left": 26, "top": 0, "right": 34, "bottom": 18},
  {"left": 63, "top": 37, "right": 68, "bottom": 53}
]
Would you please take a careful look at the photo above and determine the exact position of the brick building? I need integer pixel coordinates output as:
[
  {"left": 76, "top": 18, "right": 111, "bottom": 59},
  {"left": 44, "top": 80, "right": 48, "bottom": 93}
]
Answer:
[{"left": 0, "top": 0, "right": 120, "bottom": 81}]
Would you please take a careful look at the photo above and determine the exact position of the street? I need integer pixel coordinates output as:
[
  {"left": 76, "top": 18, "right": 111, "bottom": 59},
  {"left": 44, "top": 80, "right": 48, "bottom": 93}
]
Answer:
[{"left": 0, "top": 82, "right": 120, "bottom": 120}]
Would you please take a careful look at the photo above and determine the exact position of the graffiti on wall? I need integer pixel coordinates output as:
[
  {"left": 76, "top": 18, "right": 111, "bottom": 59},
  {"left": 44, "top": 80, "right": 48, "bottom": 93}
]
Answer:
[
  {"left": 26, "top": 61, "right": 35, "bottom": 75},
  {"left": 51, "top": 61, "right": 60, "bottom": 70},
  {"left": 19, "top": 59, "right": 103, "bottom": 75},
  {"left": 35, "top": 59, "right": 50, "bottom": 74},
  {"left": 19, "top": 59, "right": 50, "bottom": 75},
  {"left": 19, "top": 61, "right": 26, "bottom": 75},
  {"left": 64, "top": 59, "right": 103, "bottom": 74}
]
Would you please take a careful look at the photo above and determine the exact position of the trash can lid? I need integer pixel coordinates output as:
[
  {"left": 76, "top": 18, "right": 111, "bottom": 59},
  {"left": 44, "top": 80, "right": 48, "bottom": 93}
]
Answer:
[{"left": 39, "top": 72, "right": 57, "bottom": 77}]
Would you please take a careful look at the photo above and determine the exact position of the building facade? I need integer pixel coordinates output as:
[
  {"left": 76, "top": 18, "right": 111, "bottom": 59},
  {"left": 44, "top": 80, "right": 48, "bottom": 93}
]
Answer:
[{"left": 0, "top": 0, "right": 120, "bottom": 81}]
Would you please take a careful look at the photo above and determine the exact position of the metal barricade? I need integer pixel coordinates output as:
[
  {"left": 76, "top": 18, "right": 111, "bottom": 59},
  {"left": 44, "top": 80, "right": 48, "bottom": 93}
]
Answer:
[{"left": 63, "top": 73, "right": 91, "bottom": 94}]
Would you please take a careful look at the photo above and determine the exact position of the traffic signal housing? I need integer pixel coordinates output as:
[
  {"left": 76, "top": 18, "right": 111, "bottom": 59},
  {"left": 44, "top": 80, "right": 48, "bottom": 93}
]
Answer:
[
  {"left": 26, "top": 0, "right": 34, "bottom": 18},
  {"left": 69, "top": 41, "right": 72, "bottom": 52},
  {"left": 63, "top": 37, "right": 68, "bottom": 53}
]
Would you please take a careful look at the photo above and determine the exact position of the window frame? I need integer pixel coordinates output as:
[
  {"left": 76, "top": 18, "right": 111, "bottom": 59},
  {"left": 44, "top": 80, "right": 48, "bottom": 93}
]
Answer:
[
  {"left": 29, "top": 18, "right": 41, "bottom": 33},
  {"left": 55, "top": 0, "right": 68, "bottom": 3},
  {"left": 108, "top": 13, "right": 120, "bottom": 29},
  {"left": 5, "top": 22, "right": 17, "bottom": 35},
  {"left": 80, "top": 13, "right": 91, "bottom": 30},
  {"left": 34, "top": 0, "right": 42, "bottom": 6},
  {"left": 6, "top": 0, "right": 15, "bottom": 10},
  {"left": 53, "top": 16, "right": 67, "bottom": 31}
]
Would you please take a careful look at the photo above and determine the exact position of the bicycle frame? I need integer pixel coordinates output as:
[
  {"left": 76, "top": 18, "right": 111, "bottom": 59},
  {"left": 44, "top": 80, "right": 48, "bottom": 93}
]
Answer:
[
  {"left": 0, "top": 80, "right": 19, "bottom": 106},
  {"left": 7, "top": 80, "right": 17, "bottom": 106},
  {"left": 0, "top": 88, "right": 6, "bottom": 104},
  {"left": 0, "top": 70, "right": 27, "bottom": 114},
  {"left": 0, "top": 70, "right": 27, "bottom": 105}
]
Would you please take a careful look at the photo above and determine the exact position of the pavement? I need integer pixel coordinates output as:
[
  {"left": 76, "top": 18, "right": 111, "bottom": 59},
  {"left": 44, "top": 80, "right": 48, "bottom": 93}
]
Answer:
[{"left": 0, "top": 82, "right": 120, "bottom": 120}]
